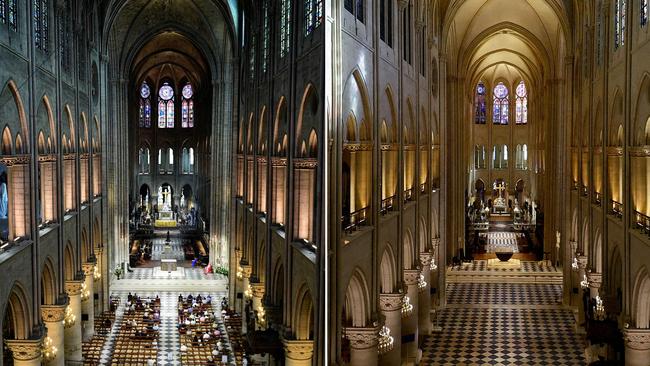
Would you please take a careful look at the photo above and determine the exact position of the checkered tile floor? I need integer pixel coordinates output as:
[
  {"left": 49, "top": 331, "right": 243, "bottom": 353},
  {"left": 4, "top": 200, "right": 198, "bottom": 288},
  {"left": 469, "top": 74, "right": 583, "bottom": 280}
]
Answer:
[
  {"left": 449, "top": 260, "right": 558, "bottom": 272},
  {"left": 423, "top": 307, "right": 585, "bottom": 365},
  {"left": 447, "top": 283, "right": 563, "bottom": 305},
  {"left": 122, "top": 267, "right": 224, "bottom": 281},
  {"left": 95, "top": 290, "right": 230, "bottom": 366}
]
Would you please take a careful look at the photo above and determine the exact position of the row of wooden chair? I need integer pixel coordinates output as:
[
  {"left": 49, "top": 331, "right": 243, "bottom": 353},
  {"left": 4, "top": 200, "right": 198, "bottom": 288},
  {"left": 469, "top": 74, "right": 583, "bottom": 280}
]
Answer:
[
  {"left": 82, "top": 298, "right": 120, "bottom": 365},
  {"left": 110, "top": 296, "right": 161, "bottom": 365}
]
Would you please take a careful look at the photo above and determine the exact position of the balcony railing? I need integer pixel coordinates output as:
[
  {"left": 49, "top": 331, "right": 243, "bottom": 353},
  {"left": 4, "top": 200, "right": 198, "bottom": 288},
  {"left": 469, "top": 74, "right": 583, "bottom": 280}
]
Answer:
[
  {"left": 404, "top": 188, "right": 413, "bottom": 202},
  {"left": 594, "top": 192, "right": 602, "bottom": 205},
  {"left": 611, "top": 200, "right": 623, "bottom": 218},
  {"left": 342, "top": 207, "right": 369, "bottom": 234},
  {"left": 380, "top": 196, "right": 396, "bottom": 215},
  {"left": 634, "top": 211, "right": 650, "bottom": 237}
]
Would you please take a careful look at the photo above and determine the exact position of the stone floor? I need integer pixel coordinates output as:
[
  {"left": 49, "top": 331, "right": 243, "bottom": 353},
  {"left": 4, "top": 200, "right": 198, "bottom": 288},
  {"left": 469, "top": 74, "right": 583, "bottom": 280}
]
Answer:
[{"left": 422, "top": 280, "right": 586, "bottom": 365}]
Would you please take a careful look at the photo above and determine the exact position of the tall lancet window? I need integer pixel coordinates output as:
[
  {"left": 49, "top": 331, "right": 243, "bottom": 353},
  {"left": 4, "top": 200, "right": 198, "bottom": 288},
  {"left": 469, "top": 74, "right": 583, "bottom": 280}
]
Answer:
[
  {"left": 1, "top": 0, "right": 18, "bottom": 31},
  {"left": 493, "top": 82, "right": 509, "bottom": 125},
  {"left": 474, "top": 82, "right": 487, "bottom": 124},
  {"left": 262, "top": 0, "right": 270, "bottom": 73},
  {"left": 615, "top": 0, "right": 626, "bottom": 48},
  {"left": 34, "top": 0, "right": 49, "bottom": 52},
  {"left": 305, "top": 0, "right": 323, "bottom": 36},
  {"left": 181, "top": 83, "right": 194, "bottom": 128},
  {"left": 158, "top": 82, "right": 175, "bottom": 128},
  {"left": 139, "top": 82, "right": 152, "bottom": 128},
  {"left": 515, "top": 81, "right": 528, "bottom": 124},
  {"left": 642, "top": 0, "right": 648, "bottom": 27},
  {"left": 280, "top": 0, "right": 291, "bottom": 58}
]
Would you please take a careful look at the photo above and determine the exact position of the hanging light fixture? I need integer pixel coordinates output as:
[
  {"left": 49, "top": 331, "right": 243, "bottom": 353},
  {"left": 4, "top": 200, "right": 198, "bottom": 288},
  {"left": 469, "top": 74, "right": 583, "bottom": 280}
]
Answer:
[
  {"left": 42, "top": 336, "right": 57, "bottom": 362},
  {"left": 378, "top": 325, "right": 394, "bottom": 355},
  {"left": 63, "top": 305, "right": 76, "bottom": 328}
]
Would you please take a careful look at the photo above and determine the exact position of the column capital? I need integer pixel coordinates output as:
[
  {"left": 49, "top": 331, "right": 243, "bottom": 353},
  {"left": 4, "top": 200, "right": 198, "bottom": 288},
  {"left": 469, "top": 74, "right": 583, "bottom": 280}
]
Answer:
[
  {"left": 576, "top": 255, "right": 589, "bottom": 270},
  {"left": 65, "top": 280, "right": 84, "bottom": 296},
  {"left": 283, "top": 339, "right": 314, "bottom": 361},
  {"left": 379, "top": 293, "right": 404, "bottom": 312},
  {"left": 403, "top": 269, "right": 420, "bottom": 285},
  {"left": 587, "top": 272, "right": 602, "bottom": 289},
  {"left": 251, "top": 282, "right": 265, "bottom": 298},
  {"left": 41, "top": 304, "right": 67, "bottom": 322},
  {"left": 623, "top": 328, "right": 650, "bottom": 351},
  {"left": 419, "top": 252, "right": 432, "bottom": 267},
  {"left": 343, "top": 326, "right": 380, "bottom": 350},
  {"left": 431, "top": 238, "right": 440, "bottom": 249},
  {"left": 82, "top": 263, "right": 95, "bottom": 276},
  {"left": 398, "top": 0, "right": 409, "bottom": 11},
  {"left": 4, "top": 338, "right": 43, "bottom": 361},
  {"left": 240, "top": 264, "right": 252, "bottom": 279}
]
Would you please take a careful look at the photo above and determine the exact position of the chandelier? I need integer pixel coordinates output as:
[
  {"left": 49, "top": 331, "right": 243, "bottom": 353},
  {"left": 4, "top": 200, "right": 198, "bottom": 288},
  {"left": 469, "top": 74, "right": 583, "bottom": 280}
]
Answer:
[
  {"left": 580, "top": 274, "right": 589, "bottom": 289},
  {"left": 417, "top": 273, "right": 427, "bottom": 290},
  {"left": 63, "top": 305, "right": 76, "bottom": 328},
  {"left": 378, "top": 326, "right": 394, "bottom": 355},
  {"left": 594, "top": 295, "right": 606, "bottom": 321},
  {"left": 401, "top": 296, "right": 413, "bottom": 318},
  {"left": 257, "top": 305, "right": 266, "bottom": 327},
  {"left": 430, "top": 259, "right": 438, "bottom": 271},
  {"left": 93, "top": 265, "right": 101, "bottom": 280},
  {"left": 41, "top": 336, "right": 57, "bottom": 362},
  {"left": 80, "top": 283, "right": 90, "bottom": 302},
  {"left": 571, "top": 257, "right": 579, "bottom": 271},
  {"left": 244, "top": 283, "right": 252, "bottom": 299},
  {"left": 236, "top": 266, "right": 243, "bottom": 279}
]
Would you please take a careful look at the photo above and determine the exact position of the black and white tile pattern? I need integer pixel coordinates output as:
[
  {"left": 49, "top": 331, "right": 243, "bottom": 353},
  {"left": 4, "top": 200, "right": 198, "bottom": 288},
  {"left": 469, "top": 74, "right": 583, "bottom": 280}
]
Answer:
[
  {"left": 449, "top": 260, "right": 558, "bottom": 273},
  {"left": 447, "top": 283, "right": 563, "bottom": 305}
]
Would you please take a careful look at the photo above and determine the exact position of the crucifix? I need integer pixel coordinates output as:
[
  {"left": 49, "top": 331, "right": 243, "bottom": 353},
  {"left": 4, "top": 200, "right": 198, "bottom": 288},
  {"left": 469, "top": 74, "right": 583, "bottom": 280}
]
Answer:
[{"left": 495, "top": 183, "right": 506, "bottom": 198}]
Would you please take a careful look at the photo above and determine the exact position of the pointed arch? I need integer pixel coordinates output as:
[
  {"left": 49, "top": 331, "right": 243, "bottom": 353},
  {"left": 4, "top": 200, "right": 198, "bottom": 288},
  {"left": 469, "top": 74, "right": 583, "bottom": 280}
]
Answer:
[
  {"left": 403, "top": 229, "right": 415, "bottom": 269},
  {"left": 308, "top": 129, "right": 318, "bottom": 158},
  {"left": 2, "top": 282, "right": 31, "bottom": 340},
  {"left": 632, "top": 266, "right": 650, "bottom": 328},
  {"left": 296, "top": 83, "right": 319, "bottom": 147},
  {"left": 384, "top": 85, "right": 398, "bottom": 143},
  {"left": 295, "top": 284, "right": 314, "bottom": 340},
  {"left": 1, "top": 126, "right": 13, "bottom": 155},
  {"left": 3, "top": 80, "right": 29, "bottom": 149},
  {"left": 41, "top": 258, "right": 57, "bottom": 305},
  {"left": 64, "top": 105, "right": 76, "bottom": 152},
  {"left": 41, "top": 95, "right": 57, "bottom": 151},
  {"left": 342, "top": 268, "right": 370, "bottom": 327},
  {"left": 64, "top": 241, "right": 75, "bottom": 281},
  {"left": 379, "top": 244, "right": 397, "bottom": 293}
]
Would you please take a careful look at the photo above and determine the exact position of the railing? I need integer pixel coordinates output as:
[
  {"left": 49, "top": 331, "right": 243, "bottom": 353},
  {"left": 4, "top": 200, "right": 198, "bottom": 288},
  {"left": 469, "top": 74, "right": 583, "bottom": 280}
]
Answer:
[
  {"left": 342, "top": 207, "right": 369, "bottom": 234},
  {"left": 611, "top": 200, "right": 623, "bottom": 218},
  {"left": 380, "top": 196, "right": 396, "bottom": 215},
  {"left": 634, "top": 211, "right": 650, "bottom": 237},
  {"left": 404, "top": 188, "right": 413, "bottom": 202},
  {"left": 594, "top": 192, "right": 602, "bottom": 205}
]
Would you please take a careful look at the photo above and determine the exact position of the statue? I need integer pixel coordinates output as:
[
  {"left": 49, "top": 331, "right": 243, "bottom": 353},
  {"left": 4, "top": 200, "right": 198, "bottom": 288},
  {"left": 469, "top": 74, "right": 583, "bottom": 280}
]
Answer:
[
  {"left": 157, "top": 186, "right": 163, "bottom": 207},
  {"left": 180, "top": 193, "right": 185, "bottom": 209},
  {"left": 556, "top": 231, "right": 561, "bottom": 249}
]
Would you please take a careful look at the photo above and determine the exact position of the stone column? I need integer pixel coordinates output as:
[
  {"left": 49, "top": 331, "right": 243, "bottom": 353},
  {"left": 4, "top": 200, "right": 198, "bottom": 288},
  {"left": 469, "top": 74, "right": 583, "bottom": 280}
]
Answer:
[
  {"left": 41, "top": 304, "right": 67, "bottom": 366},
  {"left": 82, "top": 263, "right": 95, "bottom": 340},
  {"left": 379, "top": 293, "right": 403, "bottom": 366},
  {"left": 251, "top": 282, "right": 265, "bottom": 329},
  {"left": 418, "top": 252, "right": 432, "bottom": 337},
  {"left": 623, "top": 328, "right": 650, "bottom": 366},
  {"left": 240, "top": 264, "right": 252, "bottom": 333},
  {"left": 402, "top": 269, "right": 420, "bottom": 364},
  {"left": 586, "top": 271, "right": 602, "bottom": 299},
  {"left": 575, "top": 255, "right": 588, "bottom": 332},
  {"left": 64, "top": 280, "right": 83, "bottom": 361},
  {"left": 283, "top": 339, "right": 314, "bottom": 366},
  {"left": 344, "top": 326, "right": 379, "bottom": 366},
  {"left": 4, "top": 339, "right": 43, "bottom": 366}
]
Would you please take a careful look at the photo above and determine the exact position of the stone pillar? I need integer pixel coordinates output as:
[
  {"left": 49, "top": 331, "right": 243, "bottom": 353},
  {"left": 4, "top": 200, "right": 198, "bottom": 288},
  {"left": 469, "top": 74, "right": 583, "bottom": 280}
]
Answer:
[
  {"left": 586, "top": 271, "right": 602, "bottom": 299},
  {"left": 240, "top": 264, "right": 252, "bottom": 333},
  {"left": 283, "top": 339, "right": 314, "bottom": 366},
  {"left": 251, "top": 282, "right": 265, "bottom": 329},
  {"left": 575, "top": 255, "right": 588, "bottom": 332},
  {"left": 379, "top": 293, "right": 403, "bottom": 366},
  {"left": 64, "top": 280, "right": 83, "bottom": 361},
  {"left": 41, "top": 304, "right": 67, "bottom": 366},
  {"left": 402, "top": 269, "right": 420, "bottom": 365},
  {"left": 344, "top": 326, "right": 379, "bottom": 366},
  {"left": 418, "top": 252, "right": 432, "bottom": 337},
  {"left": 82, "top": 263, "right": 95, "bottom": 340},
  {"left": 4, "top": 339, "right": 43, "bottom": 366},
  {"left": 623, "top": 328, "right": 650, "bottom": 366}
]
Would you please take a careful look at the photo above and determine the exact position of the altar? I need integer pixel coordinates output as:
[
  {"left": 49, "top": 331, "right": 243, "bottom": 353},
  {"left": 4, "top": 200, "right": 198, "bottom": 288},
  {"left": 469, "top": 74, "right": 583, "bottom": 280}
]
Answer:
[{"left": 155, "top": 185, "right": 176, "bottom": 227}]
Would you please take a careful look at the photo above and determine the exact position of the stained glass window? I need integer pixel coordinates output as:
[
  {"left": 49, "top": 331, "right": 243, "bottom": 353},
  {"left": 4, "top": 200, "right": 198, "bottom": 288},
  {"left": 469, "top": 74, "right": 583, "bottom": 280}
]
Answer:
[
  {"left": 280, "top": 0, "right": 291, "bottom": 58},
  {"left": 642, "top": 0, "right": 648, "bottom": 27},
  {"left": 158, "top": 82, "right": 175, "bottom": 128},
  {"left": 262, "top": 0, "right": 270, "bottom": 73},
  {"left": 615, "top": 0, "right": 626, "bottom": 48},
  {"left": 493, "top": 82, "right": 509, "bottom": 125},
  {"left": 1, "top": 0, "right": 18, "bottom": 31},
  {"left": 474, "top": 82, "right": 486, "bottom": 124},
  {"left": 139, "top": 82, "right": 151, "bottom": 128},
  {"left": 181, "top": 83, "right": 194, "bottom": 128},
  {"left": 34, "top": 0, "right": 49, "bottom": 52},
  {"left": 380, "top": 0, "right": 393, "bottom": 47},
  {"left": 60, "top": 0, "right": 72, "bottom": 72},
  {"left": 305, "top": 0, "right": 323, "bottom": 36},
  {"left": 249, "top": 34, "right": 256, "bottom": 80},
  {"left": 515, "top": 81, "right": 528, "bottom": 124}
]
